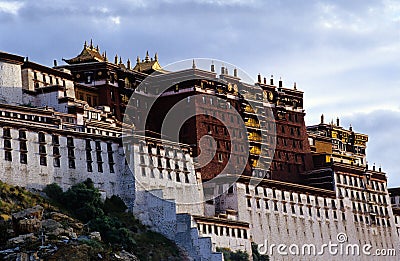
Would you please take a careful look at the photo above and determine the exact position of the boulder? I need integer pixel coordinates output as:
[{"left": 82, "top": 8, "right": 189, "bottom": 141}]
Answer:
[
  {"left": 15, "top": 218, "right": 41, "bottom": 234},
  {"left": 50, "top": 212, "right": 83, "bottom": 232},
  {"left": 8, "top": 233, "right": 37, "bottom": 245},
  {"left": 41, "top": 219, "right": 62, "bottom": 232},
  {"left": 88, "top": 231, "right": 101, "bottom": 241},
  {"left": 12, "top": 205, "right": 44, "bottom": 235},
  {"left": 12, "top": 205, "right": 44, "bottom": 221},
  {"left": 115, "top": 250, "right": 140, "bottom": 261},
  {"left": 50, "top": 212, "right": 74, "bottom": 223}
]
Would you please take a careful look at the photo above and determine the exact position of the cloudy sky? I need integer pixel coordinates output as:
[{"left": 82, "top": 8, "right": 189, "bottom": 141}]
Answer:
[{"left": 1, "top": 0, "right": 400, "bottom": 186}]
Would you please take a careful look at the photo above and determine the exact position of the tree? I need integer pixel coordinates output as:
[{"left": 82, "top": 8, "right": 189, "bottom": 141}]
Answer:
[
  {"left": 252, "top": 242, "right": 269, "bottom": 261},
  {"left": 103, "top": 195, "right": 127, "bottom": 214},
  {"left": 44, "top": 179, "right": 104, "bottom": 222},
  {"left": 43, "top": 183, "right": 63, "bottom": 202},
  {"left": 216, "top": 247, "right": 249, "bottom": 261}
]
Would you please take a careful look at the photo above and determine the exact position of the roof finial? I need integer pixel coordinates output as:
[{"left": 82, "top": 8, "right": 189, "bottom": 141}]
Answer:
[
  {"left": 294, "top": 82, "right": 297, "bottom": 90},
  {"left": 103, "top": 51, "right": 108, "bottom": 61},
  {"left": 137, "top": 56, "right": 140, "bottom": 63},
  {"left": 96, "top": 45, "right": 99, "bottom": 52},
  {"left": 145, "top": 51, "right": 150, "bottom": 62},
  {"left": 192, "top": 59, "right": 196, "bottom": 69},
  {"left": 119, "top": 56, "right": 123, "bottom": 64},
  {"left": 154, "top": 52, "right": 158, "bottom": 61},
  {"left": 127, "top": 59, "right": 131, "bottom": 69},
  {"left": 84, "top": 41, "right": 87, "bottom": 49},
  {"left": 115, "top": 54, "right": 118, "bottom": 64},
  {"left": 90, "top": 39, "right": 93, "bottom": 49}
]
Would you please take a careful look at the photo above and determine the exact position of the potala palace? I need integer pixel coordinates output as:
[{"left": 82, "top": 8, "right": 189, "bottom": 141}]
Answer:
[{"left": 1, "top": 41, "right": 400, "bottom": 260}]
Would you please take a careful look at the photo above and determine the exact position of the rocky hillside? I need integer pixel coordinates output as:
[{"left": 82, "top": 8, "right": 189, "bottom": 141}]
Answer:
[{"left": 0, "top": 180, "right": 189, "bottom": 261}]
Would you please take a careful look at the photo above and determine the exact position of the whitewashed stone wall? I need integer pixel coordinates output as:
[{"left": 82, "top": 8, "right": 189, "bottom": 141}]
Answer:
[
  {"left": 130, "top": 140, "right": 204, "bottom": 216},
  {"left": 0, "top": 62, "right": 23, "bottom": 105},
  {"left": 212, "top": 180, "right": 400, "bottom": 261},
  {"left": 0, "top": 127, "right": 134, "bottom": 203}
]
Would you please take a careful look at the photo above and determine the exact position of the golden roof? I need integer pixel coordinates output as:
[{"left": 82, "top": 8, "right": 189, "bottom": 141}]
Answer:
[
  {"left": 63, "top": 40, "right": 106, "bottom": 64},
  {"left": 133, "top": 51, "right": 162, "bottom": 73}
]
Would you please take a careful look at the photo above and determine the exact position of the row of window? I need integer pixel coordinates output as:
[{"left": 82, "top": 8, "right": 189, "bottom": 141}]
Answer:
[
  {"left": 139, "top": 143, "right": 190, "bottom": 160},
  {"left": 352, "top": 201, "right": 388, "bottom": 217},
  {"left": 276, "top": 137, "right": 304, "bottom": 149},
  {"left": 0, "top": 111, "right": 52, "bottom": 124},
  {"left": 86, "top": 139, "right": 114, "bottom": 173},
  {"left": 139, "top": 155, "right": 189, "bottom": 172},
  {"left": 286, "top": 112, "right": 301, "bottom": 123},
  {"left": 338, "top": 187, "right": 388, "bottom": 205},
  {"left": 140, "top": 167, "right": 190, "bottom": 183},
  {"left": 270, "top": 162, "right": 303, "bottom": 173},
  {"left": 205, "top": 124, "right": 242, "bottom": 138},
  {"left": 197, "top": 223, "right": 248, "bottom": 239},
  {"left": 280, "top": 125, "right": 301, "bottom": 136},
  {"left": 2, "top": 128, "right": 115, "bottom": 172},
  {"left": 200, "top": 96, "right": 234, "bottom": 109},
  {"left": 276, "top": 151, "right": 305, "bottom": 163},
  {"left": 4, "top": 130, "right": 74, "bottom": 168},
  {"left": 247, "top": 198, "right": 340, "bottom": 220},
  {"left": 33, "top": 71, "right": 66, "bottom": 87},
  {"left": 202, "top": 110, "right": 241, "bottom": 126},
  {"left": 354, "top": 214, "right": 391, "bottom": 227},
  {"left": 248, "top": 198, "right": 391, "bottom": 227},
  {"left": 245, "top": 185, "right": 335, "bottom": 207},
  {"left": 337, "top": 174, "right": 386, "bottom": 192},
  {"left": 77, "top": 92, "right": 98, "bottom": 107}
]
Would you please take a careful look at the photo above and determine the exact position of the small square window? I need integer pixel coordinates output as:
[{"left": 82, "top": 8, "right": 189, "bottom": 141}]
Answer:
[
  {"left": 19, "top": 130, "right": 26, "bottom": 139},
  {"left": 20, "top": 153, "right": 27, "bottom": 164},
  {"left": 40, "top": 156, "right": 47, "bottom": 166},
  {"left": 5, "top": 151, "right": 12, "bottom": 161},
  {"left": 3, "top": 128, "right": 11, "bottom": 138},
  {"left": 54, "top": 158, "right": 60, "bottom": 168},
  {"left": 38, "top": 132, "right": 46, "bottom": 143},
  {"left": 217, "top": 153, "right": 223, "bottom": 162},
  {"left": 98, "top": 163, "right": 103, "bottom": 173},
  {"left": 69, "top": 159, "right": 75, "bottom": 169},
  {"left": 87, "top": 162, "right": 93, "bottom": 172}
]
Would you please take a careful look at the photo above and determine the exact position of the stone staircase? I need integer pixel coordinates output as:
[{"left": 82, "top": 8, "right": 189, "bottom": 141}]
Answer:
[{"left": 132, "top": 190, "right": 223, "bottom": 261}]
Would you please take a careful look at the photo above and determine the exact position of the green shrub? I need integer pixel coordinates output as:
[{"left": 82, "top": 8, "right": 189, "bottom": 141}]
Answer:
[
  {"left": 89, "top": 215, "right": 136, "bottom": 251},
  {"left": 45, "top": 179, "right": 104, "bottom": 222},
  {"left": 252, "top": 242, "right": 269, "bottom": 261},
  {"left": 43, "top": 183, "right": 63, "bottom": 202},
  {"left": 103, "top": 195, "right": 127, "bottom": 214},
  {"left": 216, "top": 247, "right": 249, "bottom": 261}
]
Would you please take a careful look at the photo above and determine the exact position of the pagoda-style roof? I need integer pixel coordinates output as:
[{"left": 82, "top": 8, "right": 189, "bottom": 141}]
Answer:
[
  {"left": 133, "top": 51, "right": 162, "bottom": 73},
  {"left": 63, "top": 40, "right": 106, "bottom": 64}
]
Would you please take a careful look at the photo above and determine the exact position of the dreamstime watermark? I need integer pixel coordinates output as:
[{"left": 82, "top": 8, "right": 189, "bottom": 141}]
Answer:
[{"left": 257, "top": 233, "right": 397, "bottom": 257}]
